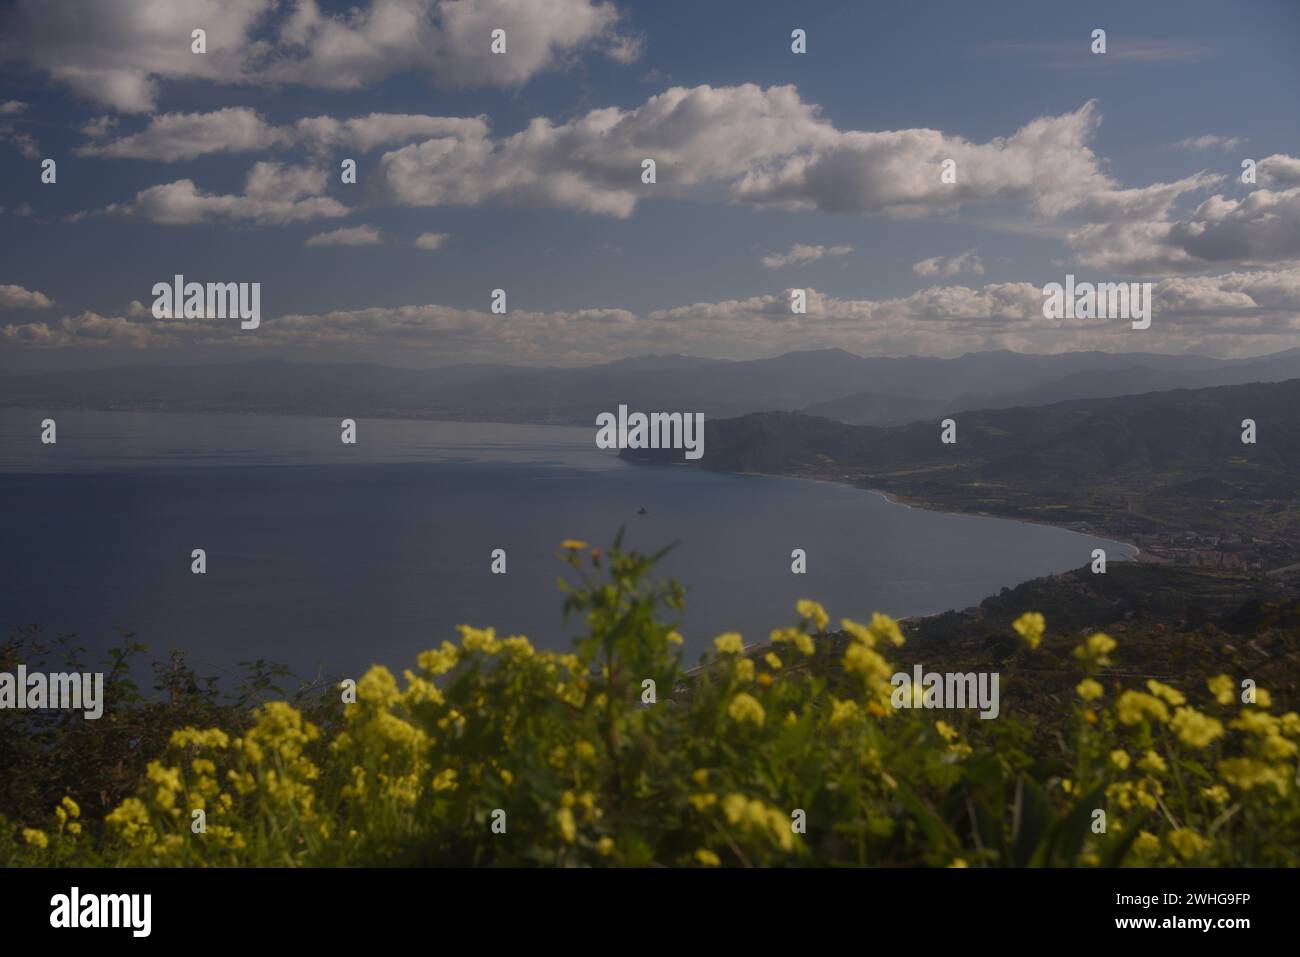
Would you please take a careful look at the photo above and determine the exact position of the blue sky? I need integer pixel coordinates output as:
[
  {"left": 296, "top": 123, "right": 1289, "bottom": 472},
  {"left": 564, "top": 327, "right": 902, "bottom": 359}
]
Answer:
[{"left": 2, "top": 0, "right": 1299, "bottom": 368}]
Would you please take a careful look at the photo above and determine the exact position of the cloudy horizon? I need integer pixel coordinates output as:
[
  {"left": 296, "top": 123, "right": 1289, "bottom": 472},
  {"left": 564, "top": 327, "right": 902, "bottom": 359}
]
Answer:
[{"left": 2, "top": 0, "right": 1299, "bottom": 370}]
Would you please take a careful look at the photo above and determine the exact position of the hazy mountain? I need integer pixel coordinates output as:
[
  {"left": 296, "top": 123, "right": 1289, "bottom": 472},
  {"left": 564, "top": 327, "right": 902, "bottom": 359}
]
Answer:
[
  {"left": 6, "top": 347, "right": 1300, "bottom": 427},
  {"left": 801, "top": 351, "right": 1300, "bottom": 426},
  {"left": 667, "top": 378, "right": 1300, "bottom": 481}
]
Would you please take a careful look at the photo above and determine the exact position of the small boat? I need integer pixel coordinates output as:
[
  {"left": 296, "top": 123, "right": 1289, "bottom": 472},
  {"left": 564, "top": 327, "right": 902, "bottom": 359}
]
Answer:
[{"left": 636, "top": 506, "right": 648, "bottom": 515}]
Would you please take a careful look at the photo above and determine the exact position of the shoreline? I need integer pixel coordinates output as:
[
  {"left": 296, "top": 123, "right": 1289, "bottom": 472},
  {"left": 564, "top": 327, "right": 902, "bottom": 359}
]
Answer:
[{"left": 722, "top": 466, "right": 1144, "bottom": 562}]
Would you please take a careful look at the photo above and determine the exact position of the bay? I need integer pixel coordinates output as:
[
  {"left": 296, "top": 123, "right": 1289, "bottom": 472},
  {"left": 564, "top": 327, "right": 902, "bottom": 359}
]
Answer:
[{"left": 0, "top": 408, "right": 1135, "bottom": 681}]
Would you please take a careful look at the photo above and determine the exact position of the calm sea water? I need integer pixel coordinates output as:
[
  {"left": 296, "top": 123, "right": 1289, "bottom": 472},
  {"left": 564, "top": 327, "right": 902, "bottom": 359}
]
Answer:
[{"left": 0, "top": 408, "right": 1135, "bottom": 682}]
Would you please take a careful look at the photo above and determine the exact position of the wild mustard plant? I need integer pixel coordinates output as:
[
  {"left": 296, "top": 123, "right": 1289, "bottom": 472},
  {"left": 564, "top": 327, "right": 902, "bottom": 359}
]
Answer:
[{"left": 4, "top": 537, "right": 1298, "bottom": 867}]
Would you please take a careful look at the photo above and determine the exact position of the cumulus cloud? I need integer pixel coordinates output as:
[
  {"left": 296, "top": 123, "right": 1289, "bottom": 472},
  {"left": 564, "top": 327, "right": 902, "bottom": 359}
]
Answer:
[
  {"left": 305, "top": 224, "right": 383, "bottom": 246},
  {"left": 1175, "top": 134, "right": 1243, "bottom": 152},
  {"left": 0, "top": 0, "right": 634, "bottom": 113},
  {"left": 1258, "top": 154, "right": 1300, "bottom": 188},
  {"left": 77, "top": 108, "right": 489, "bottom": 162},
  {"left": 414, "top": 232, "right": 449, "bottom": 250},
  {"left": 1067, "top": 178, "right": 1300, "bottom": 274},
  {"left": 0, "top": 100, "right": 28, "bottom": 114},
  {"left": 733, "top": 99, "right": 1114, "bottom": 217},
  {"left": 374, "top": 83, "right": 836, "bottom": 217},
  {"left": 370, "top": 93, "right": 1165, "bottom": 224},
  {"left": 0, "top": 284, "right": 54, "bottom": 309},
  {"left": 269, "top": 0, "right": 634, "bottom": 91},
  {"left": 0, "top": 0, "right": 276, "bottom": 113},
  {"left": 0, "top": 123, "right": 40, "bottom": 159},
  {"left": 86, "top": 162, "right": 348, "bottom": 225},
  {"left": 9, "top": 268, "right": 1300, "bottom": 362},
  {"left": 761, "top": 243, "right": 853, "bottom": 269},
  {"left": 912, "top": 251, "right": 985, "bottom": 278},
  {"left": 76, "top": 108, "right": 290, "bottom": 161}
]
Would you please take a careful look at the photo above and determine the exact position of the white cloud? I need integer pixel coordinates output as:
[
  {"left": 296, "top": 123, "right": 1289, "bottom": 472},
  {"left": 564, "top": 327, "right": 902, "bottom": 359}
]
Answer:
[
  {"left": 732, "top": 99, "right": 1113, "bottom": 218},
  {"left": 294, "top": 113, "right": 488, "bottom": 153},
  {"left": 0, "top": 100, "right": 28, "bottom": 115},
  {"left": 77, "top": 108, "right": 489, "bottom": 162},
  {"left": 87, "top": 162, "right": 348, "bottom": 225},
  {"left": 761, "top": 243, "right": 853, "bottom": 269},
  {"left": 0, "top": 0, "right": 634, "bottom": 113},
  {"left": 912, "top": 251, "right": 985, "bottom": 278},
  {"left": 0, "top": 0, "right": 276, "bottom": 113},
  {"left": 375, "top": 83, "right": 837, "bottom": 217},
  {"left": 1067, "top": 178, "right": 1300, "bottom": 274},
  {"left": 1175, "top": 134, "right": 1244, "bottom": 152},
  {"left": 9, "top": 268, "right": 1300, "bottom": 362},
  {"left": 0, "top": 284, "right": 53, "bottom": 308},
  {"left": 1258, "top": 154, "right": 1300, "bottom": 188},
  {"left": 76, "top": 108, "right": 290, "bottom": 161},
  {"left": 371, "top": 93, "right": 1157, "bottom": 225},
  {"left": 305, "top": 224, "right": 383, "bottom": 246},
  {"left": 414, "top": 232, "right": 449, "bottom": 250},
  {"left": 0, "top": 123, "right": 40, "bottom": 159}
]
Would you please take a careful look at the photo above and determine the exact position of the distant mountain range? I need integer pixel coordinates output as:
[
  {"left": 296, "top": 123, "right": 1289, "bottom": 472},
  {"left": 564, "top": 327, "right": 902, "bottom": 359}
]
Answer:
[{"left": 7, "top": 347, "right": 1300, "bottom": 427}]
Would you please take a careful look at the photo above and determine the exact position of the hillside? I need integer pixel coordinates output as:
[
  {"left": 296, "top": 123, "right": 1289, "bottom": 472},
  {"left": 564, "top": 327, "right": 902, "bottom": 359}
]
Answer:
[{"left": 623, "top": 378, "right": 1300, "bottom": 570}]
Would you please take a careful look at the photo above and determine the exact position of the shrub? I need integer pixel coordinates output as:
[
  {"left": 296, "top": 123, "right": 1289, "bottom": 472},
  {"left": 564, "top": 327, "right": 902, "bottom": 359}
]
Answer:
[{"left": 5, "top": 536, "right": 1298, "bottom": 867}]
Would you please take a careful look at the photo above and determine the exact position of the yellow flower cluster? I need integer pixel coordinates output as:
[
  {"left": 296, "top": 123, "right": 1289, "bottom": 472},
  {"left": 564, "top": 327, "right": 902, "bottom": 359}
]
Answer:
[
  {"left": 721, "top": 794, "right": 795, "bottom": 852},
  {"left": 1012, "top": 612, "right": 1045, "bottom": 650}
]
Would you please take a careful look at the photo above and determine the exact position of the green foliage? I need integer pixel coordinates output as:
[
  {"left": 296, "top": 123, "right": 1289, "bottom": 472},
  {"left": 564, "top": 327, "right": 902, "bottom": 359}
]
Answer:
[{"left": 4, "top": 539, "right": 1299, "bottom": 867}]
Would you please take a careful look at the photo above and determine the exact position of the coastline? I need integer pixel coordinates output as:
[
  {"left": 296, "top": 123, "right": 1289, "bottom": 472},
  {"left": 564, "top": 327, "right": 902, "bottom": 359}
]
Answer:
[{"left": 722, "top": 465, "right": 1145, "bottom": 562}]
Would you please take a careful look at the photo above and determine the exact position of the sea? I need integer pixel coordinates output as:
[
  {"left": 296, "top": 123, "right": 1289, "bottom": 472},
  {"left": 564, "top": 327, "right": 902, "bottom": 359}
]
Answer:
[{"left": 0, "top": 408, "right": 1136, "bottom": 683}]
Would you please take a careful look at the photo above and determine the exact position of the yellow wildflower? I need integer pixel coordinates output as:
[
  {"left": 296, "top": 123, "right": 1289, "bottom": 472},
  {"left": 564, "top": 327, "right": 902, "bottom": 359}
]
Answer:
[
  {"left": 1207, "top": 674, "right": 1234, "bottom": 706},
  {"left": 1076, "top": 679, "right": 1104, "bottom": 701},
  {"left": 557, "top": 807, "right": 577, "bottom": 843},
  {"left": 728, "top": 693, "right": 765, "bottom": 726},
  {"left": 828, "top": 698, "right": 859, "bottom": 728},
  {"left": 22, "top": 828, "right": 48, "bottom": 849},
  {"left": 1133, "top": 831, "right": 1161, "bottom": 858},
  {"left": 1168, "top": 828, "right": 1208, "bottom": 861},
  {"left": 695, "top": 848, "right": 721, "bottom": 867},
  {"left": 1170, "top": 707, "right": 1225, "bottom": 748},
  {"left": 1074, "top": 631, "right": 1116, "bottom": 666},
  {"left": 1012, "top": 612, "right": 1045, "bottom": 650},
  {"left": 1137, "top": 750, "right": 1167, "bottom": 775},
  {"left": 1110, "top": 749, "right": 1131, "bottom": 770},
  {"left": 796, "top": 599, "right": 829, "bottom": 632},
  {"left": 1115, "top": 690, "right": 1169, "bottom": 726},
  {"left": 560, "top": 539, "right": 588, "bottom": 550},
  {"left": 417, "top": 641, "right": 460, "bottom": 676},
  {"left": 1146, "top": 680, "right": 1186, "bottom": 707},
  {"left": 713, "top": 632, "right": 745, "bottom": 655}
]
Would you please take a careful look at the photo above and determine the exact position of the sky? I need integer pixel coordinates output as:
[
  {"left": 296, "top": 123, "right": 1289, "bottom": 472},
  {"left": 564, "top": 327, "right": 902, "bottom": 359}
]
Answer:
[{"left": 1, "top": 0, "right": 1299, "bottom": 370}]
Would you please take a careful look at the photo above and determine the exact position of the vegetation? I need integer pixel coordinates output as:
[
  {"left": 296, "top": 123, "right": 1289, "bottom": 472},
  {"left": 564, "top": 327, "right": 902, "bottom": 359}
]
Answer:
[
  {"left": 625, "top": 379, "right": 1300, "bottom": 570},
  {"left": 3, "top": 538, "right": 1298, "bottom": 867}
]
